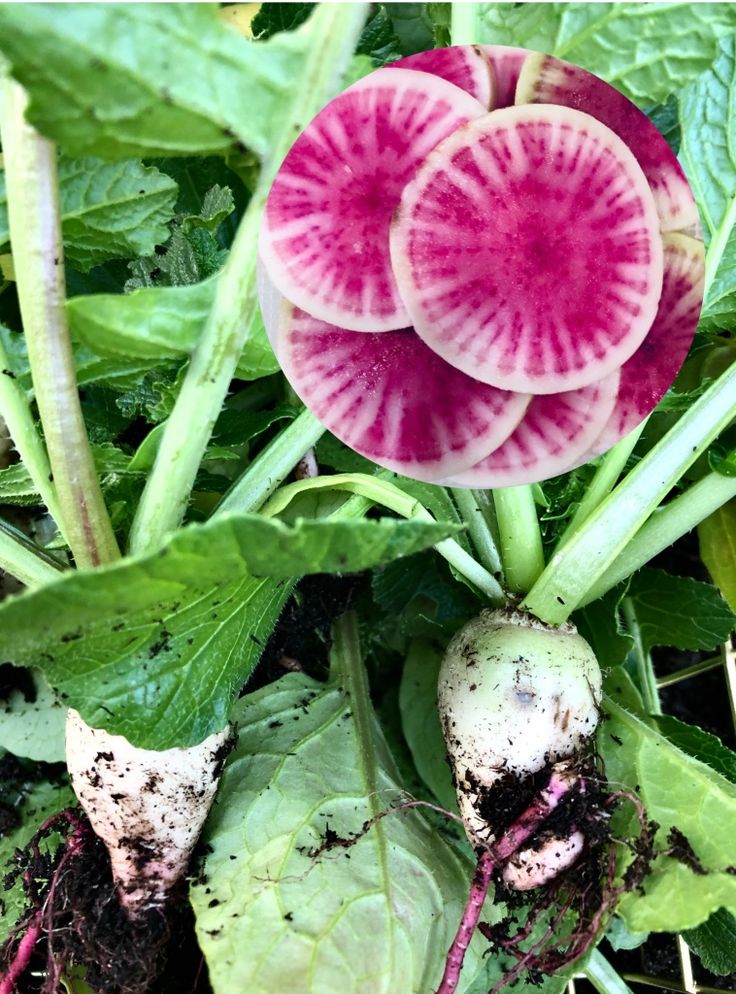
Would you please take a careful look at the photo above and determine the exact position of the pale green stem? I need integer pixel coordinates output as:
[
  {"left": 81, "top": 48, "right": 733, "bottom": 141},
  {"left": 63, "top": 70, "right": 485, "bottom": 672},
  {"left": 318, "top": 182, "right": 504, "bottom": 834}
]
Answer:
[
  {"left": 622, "top": 598, "right": 661, "bottom": 715},
  {"left": 0, "top": 79, "right": 119, "bottom": 567},
  {"left": 555, "top": 425, "right": 645, "bottom": 553},
  {"left": 261, "top": 473, "right": 505, "bottom": 603},
  {"left": 523, "top": 362, "right": 736, "bottom": 624},
  {"left": 656, "top": 654, "right": 723, "bottom": 688},
  {"left": 216, "top": 409, "right": 324, "bottom": 516},
  {"left": 451, "top": 487, "right": 503, "bottom": 576},
  {"left": 705, "top": 194, "right": 736, "bottom": 298},
  {"left": 450, "top": 3, "right": 478, "bottom": 44},
  {"left": 0, "top": 336, "right": 64, "bottom": 526},
  {"left": 584, "top": 949, "right": 637, "bottom": 994},
  {"left": 492, "top": 485, "right": 544, "bottom": 594},
  {"left": 0, "top": 518, "right": 65, "bottom": 587},
  {"left": 582, "top": 471, "right": 736, "bottom": 605},
  {"left": 128, "top": 4, "right": 369, "bottom": 555}
]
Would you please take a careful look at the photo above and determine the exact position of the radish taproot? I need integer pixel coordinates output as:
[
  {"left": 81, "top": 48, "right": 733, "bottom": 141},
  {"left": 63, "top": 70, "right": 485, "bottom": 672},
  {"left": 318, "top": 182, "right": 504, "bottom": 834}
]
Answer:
[
  {"left": 386, "top": 45, "right": 496, "bottom": 108},
  {"left": 259, "top": 68, "right": 485, "bottom": 332}
]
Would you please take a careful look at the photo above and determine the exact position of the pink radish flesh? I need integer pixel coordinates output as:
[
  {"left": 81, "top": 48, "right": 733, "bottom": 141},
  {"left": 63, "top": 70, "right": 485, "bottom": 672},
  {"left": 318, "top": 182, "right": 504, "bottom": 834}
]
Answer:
[
  {"left": 391, "top": 104, "right": 664, "bottom": 394},
  {"left": 385, "top": 45, "right": 495, "bottom": 108},
  {"left": 275, "top": 303, "right": 531, "bottom": 482},
  {"left": 259, "top": 69, "right": 485, "bottom": 332},
  {"left": 442, "top": 371, "right": 619, "bottom": 488},
  {"left": 590, "top": 234, "right": 705, "bottom": 455},
  {"left": 516, "top": 53, "right": 699, "bottom": 233},
  {"left": 480, "top": 44, "right": 528, "bottom": 107}
]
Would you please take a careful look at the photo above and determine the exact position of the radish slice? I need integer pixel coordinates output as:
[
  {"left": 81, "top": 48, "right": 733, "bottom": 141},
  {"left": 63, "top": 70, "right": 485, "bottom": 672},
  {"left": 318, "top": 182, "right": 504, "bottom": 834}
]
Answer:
[
  {"left": 259, "top": 69, "right": 485, "bottom": 333},
  {"left": 275, "top": 302, "right": 531, "bottom": 482},
  {"left": 391, "top": 104, "right": 664, "bottom": 394},
  {"left": 516, "top": 53, "right": 699, "bottom": 233},
  {"left": 589, "top": 233, "right": 705, "bottom": 455},
  {"left": 385, "top": 45, "right": 495, "bottom": 109},
  {"left": 479, "top": 44, "right": 528, "bottom": 107},
  {"left": 441, "top": 371, "right": 619, "bottom": 488}
]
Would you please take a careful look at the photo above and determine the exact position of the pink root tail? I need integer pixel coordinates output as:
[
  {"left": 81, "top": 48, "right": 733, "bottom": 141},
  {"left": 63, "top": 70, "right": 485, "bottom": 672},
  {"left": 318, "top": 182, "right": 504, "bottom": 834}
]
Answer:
[
  {"left": 0, "top": 921, "right": 42, "bottom": 994},
  {"left": 436, "top": 849, "right": 495, "bottom": 994}
]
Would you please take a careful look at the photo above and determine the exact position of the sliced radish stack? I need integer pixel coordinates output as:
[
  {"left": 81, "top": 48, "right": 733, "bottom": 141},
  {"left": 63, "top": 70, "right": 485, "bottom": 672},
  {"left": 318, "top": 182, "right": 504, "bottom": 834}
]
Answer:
[
  {"left": 516, "top": 53, "right": 699, "bottom": 233},
  {"left": 259, "top": 69, "right": 485, "bottom": 333},
  {"left": 274, "top": 302, "right": 531, "bottom": 482},
  {"left": 480, "top": 45, "right": 528, "bottom": 107},
  {"left": 391, "top": 105, "right": 664, "bottom": 394},
  {"left": 385, "top": 45, "right": 496, "bottom": 109},
  {"left": 442, "top": 372, "right": 620, "bottom": 488}
]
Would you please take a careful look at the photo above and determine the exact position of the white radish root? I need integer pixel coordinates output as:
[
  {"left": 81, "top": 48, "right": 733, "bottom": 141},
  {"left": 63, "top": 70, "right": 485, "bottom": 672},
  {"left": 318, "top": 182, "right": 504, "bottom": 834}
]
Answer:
[{"left": 502, "top": 830, "right": 586, "bottom": 891}]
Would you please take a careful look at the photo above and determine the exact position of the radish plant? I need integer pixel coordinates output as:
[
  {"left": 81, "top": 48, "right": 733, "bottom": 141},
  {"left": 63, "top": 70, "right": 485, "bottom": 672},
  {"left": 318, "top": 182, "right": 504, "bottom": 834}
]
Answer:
[{"left": 0, "top": 5, "right": 735, "bottom": 994}]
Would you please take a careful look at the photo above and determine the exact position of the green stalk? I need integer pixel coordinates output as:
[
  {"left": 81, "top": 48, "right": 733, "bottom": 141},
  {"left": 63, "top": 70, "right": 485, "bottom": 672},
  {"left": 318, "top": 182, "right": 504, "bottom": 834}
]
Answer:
[
  {"left": 128, "top": 3, "right": 369, "bottom": 555},
  {"left": 0, "top": 79, "right": 119, "bottom": 568},
  {"left": 450, "top": 3, "right": 479, "bottom": 44},
  {"left": 584, "top": 949, "right": 636, "bottom": 994},
  {"left": 555, "top": 424, "right": 645, "bottom": 552},
  {"left": 582, "top": 470, "right": 736, "bottom": 605},
  {"left": 523, "top": 362, "right": 736, "bottom": 624},
  {"left": 451, "top": 487, "right": 503, "bottom": 576},
  {"left": 622, "top": 598, "right": 661, "bottom": 715},
  {"left": 216, "top": 409, "right": 324, "bottom": 516},
  {"left": 0, "top": 518, "right": 65, "bottom": 587},
  {"left": 492, "top": 485, "right": 544, "bottom": 594}
]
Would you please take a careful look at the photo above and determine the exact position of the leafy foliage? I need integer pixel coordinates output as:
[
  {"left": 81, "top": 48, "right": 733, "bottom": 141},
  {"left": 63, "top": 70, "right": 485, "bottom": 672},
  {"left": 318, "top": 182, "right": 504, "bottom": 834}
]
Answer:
[{"left": 698, "top": 499, "right": 736, "bottom": 611}]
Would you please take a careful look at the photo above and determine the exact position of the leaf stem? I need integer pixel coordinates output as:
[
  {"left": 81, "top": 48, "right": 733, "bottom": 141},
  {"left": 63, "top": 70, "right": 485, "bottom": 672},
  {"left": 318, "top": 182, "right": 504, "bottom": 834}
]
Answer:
[
  {"left": 621, "top": 598, "right": 661, "bottom": 715},
  {"left": 127, "top": 3, "right": 369, "bottom": 555},
  {"left": 216, "top": 409, "right": 324, "bottom": 516},
  {"left": 705, "top": 193, "right": 736, "bottom": 299},
  {"left": 450, "top": 3, "right": 478, "bottom": 45},
  {"left": 0, "top": 78, "right": 119, "bottom": 567},
  {"left": 0, "top": 518, "right": 65, "bottom": 587},
  {"left": 523, "top": 362, "right": 736, "bottom": 624},
  {"left": 451, "top": 487, "right": 503, "bottom": 577},
  {"left": 581, "top": 471, "right": 736, "bottom": 605},
  {"left": 584, "top": 949, "right": 637, "bottom": 994},
  {"left": 492, "top": 485, "right": 544, "bottom": 594}
]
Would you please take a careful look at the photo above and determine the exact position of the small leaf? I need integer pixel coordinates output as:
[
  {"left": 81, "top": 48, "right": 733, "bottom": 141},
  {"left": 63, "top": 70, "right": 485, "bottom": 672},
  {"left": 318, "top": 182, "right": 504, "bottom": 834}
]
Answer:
[
  {"left": 0, "top": 667, "right": 66, "bottom": 762},
  {"left": 684, "top": 908, "right": 736, "bottom": 975},
  {"left": 653, "top": 714, "right": 736, "bottom": 784},
  {"left": 699, "top": 500, "right": 736, "bottom": 611},
  {"left": 574, "top": 582, "right": 632, "bottom": 669}
]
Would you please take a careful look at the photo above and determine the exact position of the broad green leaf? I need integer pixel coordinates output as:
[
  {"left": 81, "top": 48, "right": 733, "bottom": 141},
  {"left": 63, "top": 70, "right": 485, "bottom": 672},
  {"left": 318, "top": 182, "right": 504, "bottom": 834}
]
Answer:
[
  {"left": 0, "top": 4, "right": 350, "bottom": 160},
  {"left": 698, "top": 499, "right": 736, "bottom": 612},
  {"left": 0, "top": 515, "right": 461, "bottom": 748},
  {"left": 574, "top": 583, "right": 632, "bottom": 670},
  {"left": 0, "top": 157, "right": 177, "bottom": 272},
  {"left": 67, "top": 276, "right": 279, "bottom": 380},
  {"left": 356, "top": 6, "right": 402, "bottom": 66},
  {"left": 384, "top": 3, "right": 434, "bottom": 55},
  {"left": 190, "top": 618, "right": 483, "bottom": 994},
  {"left": 680, "top": 36, "right": 736, "bottom": 326},
  {"left": 398, "top": 639, "right": 457, "bottom": 811},
  {"left": 626, "top": 568, "right": 736, "bottom": 654},
  {"left": 0, "top": 774, "right": 75, "bottom": 938},
  {"left": 653, "top": 714, "right": 736, "bottom": 784},
  {"left": 477, "top": 3, "right": 736, "bottom": 104},
  {"left": 0, "top": 667, "right": 66, "bottom": 762},
  {"left": 602, "top": 698, "right": 736, "bottom": 931},
  {"left": 684, "top": 908, "right": 736, "bottom": 975}
]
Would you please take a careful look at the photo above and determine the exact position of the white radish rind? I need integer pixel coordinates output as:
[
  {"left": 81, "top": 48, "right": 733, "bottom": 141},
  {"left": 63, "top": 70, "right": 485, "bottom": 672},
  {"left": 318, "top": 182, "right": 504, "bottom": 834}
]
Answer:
[
  {"left": 275, "top": 301, "right": 531, "bottom": 483},
  {"left": 502, "top": 831, "right": 586, "bottom": 891},
  {"left": 438, "top": 610, "right": 601, "bottom": 849},
  {"left": 479, "top": 44, "right": 528, "bottom": 107},
  {"left": 385, "top": 45, "right": 496, "bottom": 109},
  {"left": 391, "top": 104, "right": 664, "bottom": 395},
  {"left": 516, "top": 53, "right": 699, "bottom": 233},
  {"left": 441, "top": 370, "right": 620, "bottom": 488},
  {"left": 590, "top": 233, "right": 705, "bottom": 455},
  {"left": 66, "top": 709, "right": 231, "bottom": 916},
  {"left": 259, "top": 68, "right": 485, "bottom": 333}
]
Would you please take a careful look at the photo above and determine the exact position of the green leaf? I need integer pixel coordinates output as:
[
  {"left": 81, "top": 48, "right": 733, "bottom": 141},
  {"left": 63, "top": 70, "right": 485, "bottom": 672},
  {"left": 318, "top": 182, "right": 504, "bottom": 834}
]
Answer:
[
  {"left": 67, "top": 276, "right": 279, "bottom": 380},
  {"left": 251, "top": 3, "right": 315, "bottom": 39},
  {"left": 0, "top": 443, "right": 139, "bottom": 506},
  {"left": 680, "top": 36, "right": 736, "bottom": 326},
  {"left": 625, "top": 568, "right": 736, "bottom": 654},
  {"left": 399, "top": 639, "right": 457, "bottom": 811},
  {"left": 356, "top": 6, "right": 402, "bottom": 66},
  {"left": 602, "top": 698, "right": 736, "bottom": 932},
  {"left": 684, "top": 907, "right": 736, "bottom": 975},
  {"left": 644, "top": 95, "right": 680, "bottom": 155},
  {"left": 180, "top": 184, "right": 235, "bottom": 235},
  {"left": 0, "top": 667, "right": 66, "bottom": 762},
  {"left": 0, "top": 4, "right": 346, "bottom": 160},
  {"left": 698, "top": 499, "right": 736, "bottom": 612},
  {"left": 574, "top": 583, "right": 632, "bottom": 670},
  {"left": 383, "top": 3, "right": 434, "bottom": 55},
  {"left": 653, "top": 714, "right": 736, "bottom": 784},
  {"left": 477, "top": 2, "right": 736, "bottom": 104},
  {"left": 190, "top": 619, "right": 483, "bottom": 994}
]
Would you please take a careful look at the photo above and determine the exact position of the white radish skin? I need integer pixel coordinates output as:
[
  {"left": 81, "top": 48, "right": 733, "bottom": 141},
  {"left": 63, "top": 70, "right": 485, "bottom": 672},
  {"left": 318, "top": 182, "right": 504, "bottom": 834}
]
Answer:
[
  {"left": 66, "top": 709, "right": 231, "bottom": 916},
  {"left": 502, "top": 830, "right": 586, "bottom": 891},
  {"left": 438, "top": 610, "right": 601, "bottom": 848}
]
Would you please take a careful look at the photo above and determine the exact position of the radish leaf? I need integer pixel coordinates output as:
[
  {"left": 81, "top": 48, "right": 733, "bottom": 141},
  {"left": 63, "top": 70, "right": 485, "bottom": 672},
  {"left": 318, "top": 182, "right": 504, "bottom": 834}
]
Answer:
[
  {"left": 684, "top": 908, "right": 736, "bottom": 975},
  {"left": 698, "top": 499, "right": 736, "bottom": 611},
  {"left": 0, "top": 667, "right": 65, "bottom": 762}
]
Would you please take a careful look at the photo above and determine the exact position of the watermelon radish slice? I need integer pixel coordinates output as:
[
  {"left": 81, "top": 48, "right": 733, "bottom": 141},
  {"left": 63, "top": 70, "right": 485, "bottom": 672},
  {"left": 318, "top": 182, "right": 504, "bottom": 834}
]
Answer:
[
  {"left": 385, "top": 45, "right": 495, "bottom": 108},
  {"left": 441, "top": 372, "right": 620, "bottom": 488},
  {"left": 516, "top": 53, "right": 699, "bottom": 233},
  {"left": 588, "top": 233, "right": 705, "bottom": 455},
  {"left": 274, "top": 303, "right": 531, "bottom": 483},
  {"left": 259, "top": 69, "right": 486, "bottom": 333},
  {"left": 479, "top": 45, "right": 528, "bottom": 107},
  {"left": 391, "top": 104, "right": 664, "bottom": 395}
]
